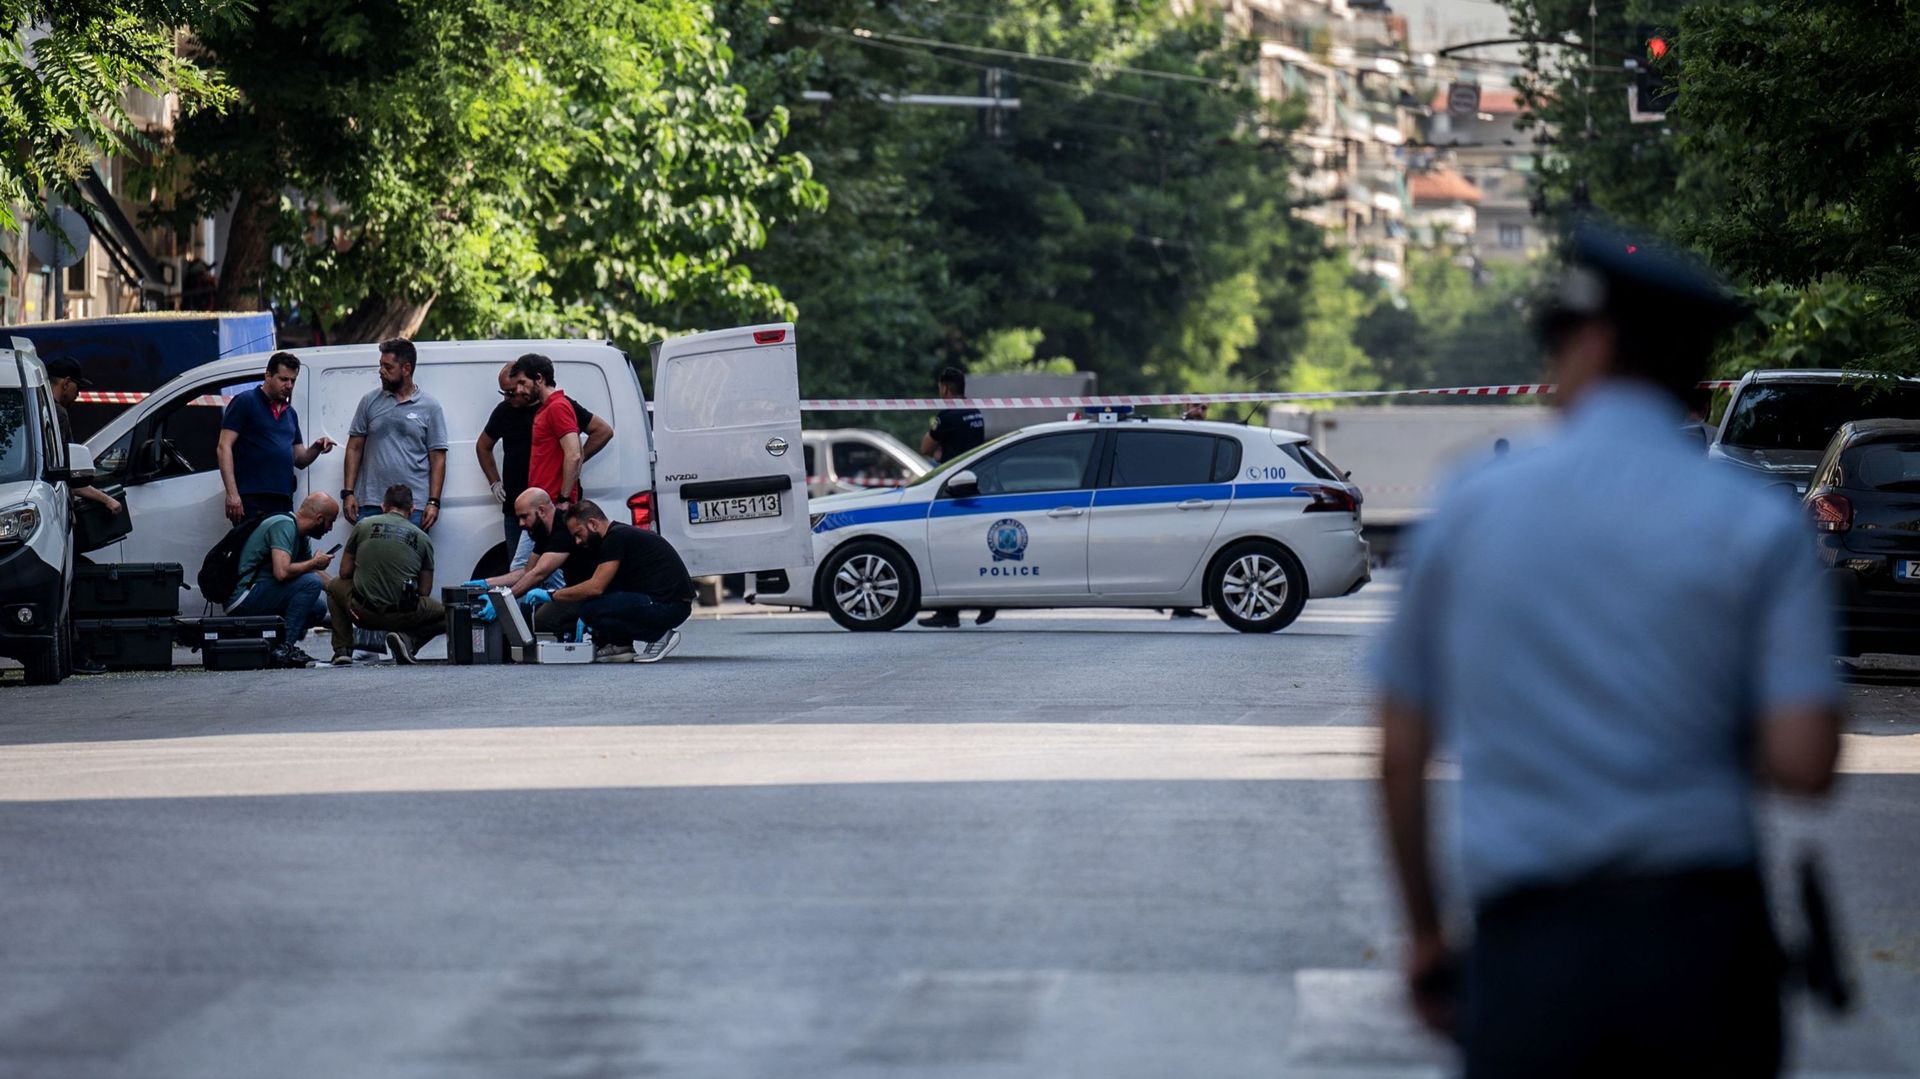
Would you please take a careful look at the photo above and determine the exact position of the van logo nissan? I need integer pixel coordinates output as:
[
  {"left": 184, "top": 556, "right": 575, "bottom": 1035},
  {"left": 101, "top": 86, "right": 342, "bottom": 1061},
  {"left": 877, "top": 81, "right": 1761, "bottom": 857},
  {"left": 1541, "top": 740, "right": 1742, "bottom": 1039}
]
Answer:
[
  {"left": 664, "top": 473, "right": 698, "bottom": 482},
  {"left": 766, "top": 436, "right": 790, "bottom": 457}
]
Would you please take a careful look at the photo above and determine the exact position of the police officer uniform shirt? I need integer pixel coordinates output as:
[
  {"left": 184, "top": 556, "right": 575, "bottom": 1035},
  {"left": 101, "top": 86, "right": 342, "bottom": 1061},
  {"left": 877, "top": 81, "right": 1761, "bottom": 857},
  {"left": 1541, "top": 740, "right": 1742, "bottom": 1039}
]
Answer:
[
  {"left": 929, "top": 406, "right": 985, "bottom": 462},
  {"left": 1374, "top": 380, "right": 1843, "bottom": 905}
]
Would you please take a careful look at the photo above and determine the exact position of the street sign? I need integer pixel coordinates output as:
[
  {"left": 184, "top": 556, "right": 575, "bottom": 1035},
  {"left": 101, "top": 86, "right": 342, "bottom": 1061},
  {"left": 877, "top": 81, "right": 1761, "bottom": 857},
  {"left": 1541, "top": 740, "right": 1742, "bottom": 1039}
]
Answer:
[
  {"left": 28, "top": 207, "right": 89, "bottom": 269},
  {"left": 1447, "top": 83, "right": 1481, "bottom": 116}
]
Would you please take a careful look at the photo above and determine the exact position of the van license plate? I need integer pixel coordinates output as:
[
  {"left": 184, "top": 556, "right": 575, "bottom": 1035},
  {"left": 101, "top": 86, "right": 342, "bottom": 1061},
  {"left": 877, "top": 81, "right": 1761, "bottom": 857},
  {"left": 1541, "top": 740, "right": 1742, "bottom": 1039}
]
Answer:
[
  {"left": 689, "top": 493, "right": 781, "bottom": 524},
  {"left": 1900, "top": 560, "right": 1920, "bottom": 582}
]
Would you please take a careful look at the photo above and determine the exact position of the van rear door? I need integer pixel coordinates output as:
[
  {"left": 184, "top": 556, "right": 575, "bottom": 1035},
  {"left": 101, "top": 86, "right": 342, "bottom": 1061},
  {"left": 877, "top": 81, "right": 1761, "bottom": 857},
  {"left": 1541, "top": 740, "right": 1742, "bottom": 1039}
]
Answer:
[{"left": 650, "top": 323, "right": 812, "bottom": 576}]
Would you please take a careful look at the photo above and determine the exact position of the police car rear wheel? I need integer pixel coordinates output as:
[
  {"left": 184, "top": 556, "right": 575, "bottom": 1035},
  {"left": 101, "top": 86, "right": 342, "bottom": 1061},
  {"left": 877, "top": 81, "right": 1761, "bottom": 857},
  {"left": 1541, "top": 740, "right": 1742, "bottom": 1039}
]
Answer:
[
  {"left": 822, "top": 541, "right": 919, "bottom": 632},
  {"left": 1208, "top": 541, "right": 1306, "bottom": 633}
]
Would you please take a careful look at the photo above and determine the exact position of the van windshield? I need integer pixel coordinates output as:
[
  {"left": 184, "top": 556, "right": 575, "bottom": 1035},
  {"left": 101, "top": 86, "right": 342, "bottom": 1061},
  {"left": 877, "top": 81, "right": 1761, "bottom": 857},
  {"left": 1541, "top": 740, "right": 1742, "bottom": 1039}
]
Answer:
[
  {"left": 1722, "top": 381, "right": 1920, "bottom": 451},
  {"left": 0, "top": 390, "right": 33, "bottom": 484}
]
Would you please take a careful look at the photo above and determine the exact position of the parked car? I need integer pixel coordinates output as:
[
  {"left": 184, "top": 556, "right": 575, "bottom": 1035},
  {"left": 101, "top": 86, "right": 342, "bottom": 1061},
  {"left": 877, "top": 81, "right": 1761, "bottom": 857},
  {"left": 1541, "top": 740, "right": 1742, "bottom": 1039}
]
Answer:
[
  {"left": 0, "top": 344, "right": 92, "bottom": 684},
  {"left": 801, "top": 429, "right": 929, "bottom": 498},
  {"left": 1803, "top": 419, "right": 1920, "bottom": 656},
  {"left": 1709, "top": 370, "right": 1920, "bottom": 494},
  {"left": 750, "top": 414, "right": 1370, "bottom": 632},
  {"left": 86, "top": 327, "right": 814, "bottom": 611}
]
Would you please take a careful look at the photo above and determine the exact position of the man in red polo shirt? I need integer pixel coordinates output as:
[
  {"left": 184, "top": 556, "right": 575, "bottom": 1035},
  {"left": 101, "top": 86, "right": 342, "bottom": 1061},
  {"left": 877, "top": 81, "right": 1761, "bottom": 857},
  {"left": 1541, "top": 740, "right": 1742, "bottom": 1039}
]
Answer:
[{"left": 511, "top": 352, "right": 584, "bottom": 508}]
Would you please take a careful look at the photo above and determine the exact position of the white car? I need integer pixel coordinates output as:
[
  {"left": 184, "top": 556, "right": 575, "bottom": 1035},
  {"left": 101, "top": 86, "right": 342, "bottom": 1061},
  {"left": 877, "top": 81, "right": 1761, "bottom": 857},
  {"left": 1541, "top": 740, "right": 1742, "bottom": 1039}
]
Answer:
[
  {"left": 87, "top": 326, "right": 815, "bottom": 611},
  {"left": 749, "top": 415, "right": 1371, "bottom": 632},
  {"left": 1, "top": 343, "right": 90, "bottom": 684},
  {"left": 802, "top": 428, "right": 929, "bottom": 498}
]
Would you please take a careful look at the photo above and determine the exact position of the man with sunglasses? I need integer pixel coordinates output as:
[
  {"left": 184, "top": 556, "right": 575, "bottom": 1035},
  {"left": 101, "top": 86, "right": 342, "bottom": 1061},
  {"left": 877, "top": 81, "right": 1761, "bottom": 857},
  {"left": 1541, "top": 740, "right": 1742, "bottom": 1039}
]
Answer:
[{"left": 476, "top": 361, "right": 613, "bottom": 552}]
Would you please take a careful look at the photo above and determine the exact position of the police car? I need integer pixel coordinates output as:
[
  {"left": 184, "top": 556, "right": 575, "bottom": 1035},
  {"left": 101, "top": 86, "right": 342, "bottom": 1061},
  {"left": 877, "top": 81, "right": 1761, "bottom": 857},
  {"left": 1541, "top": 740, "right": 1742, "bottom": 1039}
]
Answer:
[{"left": 748, "top": 412, "right": 1371, "bottom": 632}]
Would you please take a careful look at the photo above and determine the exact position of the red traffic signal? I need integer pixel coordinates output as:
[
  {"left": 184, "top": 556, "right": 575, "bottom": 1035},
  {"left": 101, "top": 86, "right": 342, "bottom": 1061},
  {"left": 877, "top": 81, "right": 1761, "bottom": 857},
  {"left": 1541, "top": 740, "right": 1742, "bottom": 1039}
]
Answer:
[{"left": 1647, "top": 36, "right": 1670, "bottom": 60}]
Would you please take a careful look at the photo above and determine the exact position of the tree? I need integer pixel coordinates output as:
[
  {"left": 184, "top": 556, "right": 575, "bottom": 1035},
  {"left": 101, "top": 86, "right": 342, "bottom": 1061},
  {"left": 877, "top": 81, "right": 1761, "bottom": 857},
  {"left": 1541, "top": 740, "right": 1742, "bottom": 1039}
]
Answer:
[
  {"left": 164, "top": 0, "right": 824, "bottom": 344},
  {"left": 1497, "top": 0, "right": 1919, "bottom": 377},
  {"left": 0, "top": 0, "right": 234, "bottom": 253},
  {"left": 714, "top": 0, "right": 1323, "bottom": 403}
]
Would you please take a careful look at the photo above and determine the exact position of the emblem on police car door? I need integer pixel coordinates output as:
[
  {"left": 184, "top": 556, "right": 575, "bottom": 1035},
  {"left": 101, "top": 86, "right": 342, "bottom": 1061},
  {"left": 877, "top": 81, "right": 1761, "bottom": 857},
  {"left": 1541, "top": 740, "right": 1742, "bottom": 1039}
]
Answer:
[
  {"left": 766, "top": 436, "right": 789, "bottom": 457},
  {"left": 987, "top": 518, "right": 1029, "bottom": 562}
]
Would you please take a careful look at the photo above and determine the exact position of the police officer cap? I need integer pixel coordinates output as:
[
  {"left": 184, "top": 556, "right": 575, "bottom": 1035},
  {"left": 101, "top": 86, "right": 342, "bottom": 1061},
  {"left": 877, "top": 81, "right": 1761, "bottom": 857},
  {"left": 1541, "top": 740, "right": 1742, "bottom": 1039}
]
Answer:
[{"left": 1548, "top": 219, "right": 1748, "bottom": 332}]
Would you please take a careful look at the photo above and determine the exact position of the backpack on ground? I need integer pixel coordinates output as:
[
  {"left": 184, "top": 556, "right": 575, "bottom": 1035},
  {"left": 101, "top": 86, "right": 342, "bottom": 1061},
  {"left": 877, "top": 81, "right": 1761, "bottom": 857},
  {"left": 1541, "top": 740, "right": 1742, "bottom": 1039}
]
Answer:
[{"left": 197, "top": 513, "right": 279, "bottom": 607}]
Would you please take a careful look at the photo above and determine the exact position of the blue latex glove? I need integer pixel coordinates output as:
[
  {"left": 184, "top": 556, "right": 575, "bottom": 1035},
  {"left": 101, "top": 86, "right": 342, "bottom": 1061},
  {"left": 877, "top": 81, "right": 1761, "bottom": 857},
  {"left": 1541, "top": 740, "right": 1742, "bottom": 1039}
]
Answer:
[
  {"left": 524, "top": 588, "right": 553, "bottom": 607},
  {"left": 463, "top": 579, "right": 487, "bottom": 588},
  {"left": 575, "top": 619, "right": 588, "bottom": 642},
  {"left": 475, "top": 595, "right": 497, "bottom": 623}
]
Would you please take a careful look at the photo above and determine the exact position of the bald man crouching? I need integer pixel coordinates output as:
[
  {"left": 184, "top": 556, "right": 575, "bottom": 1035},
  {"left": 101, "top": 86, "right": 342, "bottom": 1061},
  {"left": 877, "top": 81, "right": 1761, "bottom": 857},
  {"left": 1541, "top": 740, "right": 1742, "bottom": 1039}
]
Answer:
[
  {"left": 477, "top": 489, "right": 588, "bottom": 602},
  {"left": 224, "top": 492, "right": 339, "bottom": 668}
]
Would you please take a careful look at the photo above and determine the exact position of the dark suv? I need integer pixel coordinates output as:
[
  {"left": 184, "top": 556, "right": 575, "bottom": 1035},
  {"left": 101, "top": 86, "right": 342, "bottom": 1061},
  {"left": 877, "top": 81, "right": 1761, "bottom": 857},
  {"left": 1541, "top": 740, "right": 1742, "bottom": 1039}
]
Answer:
[
  {"left": 1803, "top": 420, "right": 1920, "bottom": 656},
  {"left": 1709, "top": 371, "right": 1920, "bottom": 494}
]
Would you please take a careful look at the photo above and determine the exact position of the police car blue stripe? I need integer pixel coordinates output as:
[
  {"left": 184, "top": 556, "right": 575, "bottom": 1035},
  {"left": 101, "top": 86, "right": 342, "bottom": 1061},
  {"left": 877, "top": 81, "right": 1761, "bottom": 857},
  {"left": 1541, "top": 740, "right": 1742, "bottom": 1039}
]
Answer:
[
  {"left": 928, "top": 490, "right": 1095, "bottom": 519},
  {"left": 812, "top": 502, "right": 926, "bottom": 533},
  {"left": 1093, "top": 483, "right": 1234, "bottom": 508},
  {"left": 1233, "top": 482, "right": 1314, "bottom": 501},
  {"left": 812, "top": 483, "right": 1316, "bottom": 534}
]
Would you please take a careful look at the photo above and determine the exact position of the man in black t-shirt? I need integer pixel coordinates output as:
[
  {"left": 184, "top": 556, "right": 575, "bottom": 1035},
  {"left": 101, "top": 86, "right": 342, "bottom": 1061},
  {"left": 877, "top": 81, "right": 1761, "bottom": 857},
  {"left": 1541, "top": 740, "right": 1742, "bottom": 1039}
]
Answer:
[
  {"left": 918, "top": 366, "right": 995, "bottom": 629},
  {"left": 479, "top": 489, "right": 593, "bottom": 598},
  {"left": 532, "top": 500, "right": 694, "bottom": 663},
  {"left": 476, "top": 363, "right": 614, "bottom": 547},
  {"left": 919, "top": 366, "right": 985, "bottom": 464}
]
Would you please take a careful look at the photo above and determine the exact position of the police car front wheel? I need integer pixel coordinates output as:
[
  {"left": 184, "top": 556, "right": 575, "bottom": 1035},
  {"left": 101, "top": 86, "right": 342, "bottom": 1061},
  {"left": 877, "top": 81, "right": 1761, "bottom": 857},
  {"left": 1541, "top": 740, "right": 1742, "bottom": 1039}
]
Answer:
[
  {"left": 1208, "top": 541, "right": 1307, "bottom": 633},
  {"left": 821, "top": 540, "right": 921, "bottom": 632}
]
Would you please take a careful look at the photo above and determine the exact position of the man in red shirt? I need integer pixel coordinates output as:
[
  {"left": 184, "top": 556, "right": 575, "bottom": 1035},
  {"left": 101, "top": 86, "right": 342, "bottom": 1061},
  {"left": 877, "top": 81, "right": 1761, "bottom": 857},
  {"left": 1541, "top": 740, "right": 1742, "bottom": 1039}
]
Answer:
[{"left": 511, "top": 353, "right": 584, "bottom": 508}]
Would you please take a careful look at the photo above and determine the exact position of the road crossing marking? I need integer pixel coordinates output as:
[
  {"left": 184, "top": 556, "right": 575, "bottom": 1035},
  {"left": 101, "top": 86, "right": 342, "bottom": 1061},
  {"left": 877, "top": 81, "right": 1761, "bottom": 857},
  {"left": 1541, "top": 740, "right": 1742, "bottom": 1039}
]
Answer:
[{"left": 3, "top": 726, "right": 1916, "bottom": 802}]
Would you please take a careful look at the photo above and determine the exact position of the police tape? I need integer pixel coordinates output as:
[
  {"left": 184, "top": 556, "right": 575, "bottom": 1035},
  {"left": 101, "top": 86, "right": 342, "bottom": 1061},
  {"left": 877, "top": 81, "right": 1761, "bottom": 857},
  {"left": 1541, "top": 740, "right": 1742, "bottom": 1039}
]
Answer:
[
  {"left": 798, "top": 380, "right": 1742, "bottom": 410},
  {"left": 73, "top": 380, "right": 1744, "bottom": 410}
]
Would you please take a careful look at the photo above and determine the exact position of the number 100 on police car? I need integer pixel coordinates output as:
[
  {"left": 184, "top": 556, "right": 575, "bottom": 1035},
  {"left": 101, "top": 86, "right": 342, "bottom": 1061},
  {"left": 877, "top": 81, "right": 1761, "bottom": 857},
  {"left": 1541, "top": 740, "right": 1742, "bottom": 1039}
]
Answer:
[{"left": 689, "top": 493, "right": 781, "bottom": 524}]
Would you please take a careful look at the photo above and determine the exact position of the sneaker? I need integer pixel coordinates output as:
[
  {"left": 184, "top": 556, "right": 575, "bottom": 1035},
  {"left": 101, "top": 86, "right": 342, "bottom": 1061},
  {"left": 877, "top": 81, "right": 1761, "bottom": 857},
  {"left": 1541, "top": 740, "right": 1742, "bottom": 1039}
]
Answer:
[
  {"left": 386, "top": 632, "right": 416, "bottom": 665},
  {"left": 918, "top": 611, "right": 961, "bottom": 629},
  {"left": 273, "top": 645, "right": 318, "bottom": 669},
  {"left": 331, "top": 653, "right": 353, "bottom": 667},
  {"left": 1169, "top": 608, "right": 1206, "bottom": 620},
  {"left": 974, "top": 609, "right": 997, "bottom": 626},
  {"left": 73, "top": 657, "right": 108, "bottom": 676},
  {"left": 635, "top": 629, "right": 681, "bottom": 664},
  {"left": 593, "top": 642, "right": 636, "bottom": 663}
]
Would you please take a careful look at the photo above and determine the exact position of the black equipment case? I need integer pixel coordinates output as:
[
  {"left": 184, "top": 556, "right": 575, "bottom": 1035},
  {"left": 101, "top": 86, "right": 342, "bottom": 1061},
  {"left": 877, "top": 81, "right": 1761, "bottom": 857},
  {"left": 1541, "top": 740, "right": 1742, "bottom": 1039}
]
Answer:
[
  {"left": 73, "top": 617, "right": 176, "bottom": 670},
  {"left": 73, "top": 562, "right": 184, "bottom": 617}
]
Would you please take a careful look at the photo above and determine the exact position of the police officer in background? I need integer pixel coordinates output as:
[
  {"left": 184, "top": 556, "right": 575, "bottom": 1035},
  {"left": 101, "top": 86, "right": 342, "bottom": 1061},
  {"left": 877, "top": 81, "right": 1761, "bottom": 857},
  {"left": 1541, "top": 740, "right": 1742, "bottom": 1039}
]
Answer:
[
  {"left": 1375, "top": 222, "right": 1844, "bottom": 1076},
  {"left": 919, "top": 366, "right": 995, "bottom": 629}
]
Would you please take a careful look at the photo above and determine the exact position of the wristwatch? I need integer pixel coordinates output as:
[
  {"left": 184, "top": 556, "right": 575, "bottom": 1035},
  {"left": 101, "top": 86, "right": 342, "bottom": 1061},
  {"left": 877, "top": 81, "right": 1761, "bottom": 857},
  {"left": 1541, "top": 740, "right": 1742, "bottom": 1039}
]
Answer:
[
  {"left": 427, "top": 497, "right": 442, "bottom": 507},
  {"left": 340, "top": 489, "right": 353, "bottom": 499}
]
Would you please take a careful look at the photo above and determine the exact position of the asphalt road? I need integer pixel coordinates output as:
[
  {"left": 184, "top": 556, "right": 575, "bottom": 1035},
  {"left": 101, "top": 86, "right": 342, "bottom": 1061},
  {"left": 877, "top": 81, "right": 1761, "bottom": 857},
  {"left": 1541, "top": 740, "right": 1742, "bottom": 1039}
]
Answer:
[{"left": 3, "top": 579, "right": 1919, "bottom": 1078}]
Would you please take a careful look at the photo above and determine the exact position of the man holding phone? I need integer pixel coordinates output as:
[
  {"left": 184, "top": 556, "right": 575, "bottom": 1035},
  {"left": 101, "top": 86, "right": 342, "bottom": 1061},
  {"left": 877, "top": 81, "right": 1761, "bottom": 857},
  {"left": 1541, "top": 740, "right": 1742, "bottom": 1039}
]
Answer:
[
  {"left": 224, "top": 492, "right": 339, "bottom": 668},
  {"left": 324, "top": 484, "right": 445, "bottom": 666}
]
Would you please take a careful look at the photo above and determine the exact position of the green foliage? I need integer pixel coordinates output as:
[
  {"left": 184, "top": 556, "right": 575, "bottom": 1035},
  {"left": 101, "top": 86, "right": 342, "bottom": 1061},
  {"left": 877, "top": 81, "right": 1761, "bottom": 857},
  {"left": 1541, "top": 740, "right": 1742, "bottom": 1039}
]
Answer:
[
  {"left": 0, "top": 0, "right": 237, "bottom": 251},
  {"left": 714, "top": 0, "right": 1323, "bottom": 402},
  {"left": 1498, "top": 0, "right": 1918, "bottom": 377},
  {"left": 1316, "top": 252, "right": 1542, "bottom": 401},
  {"left": 165, "top": 0, "right": 823, "bottom": 345}
]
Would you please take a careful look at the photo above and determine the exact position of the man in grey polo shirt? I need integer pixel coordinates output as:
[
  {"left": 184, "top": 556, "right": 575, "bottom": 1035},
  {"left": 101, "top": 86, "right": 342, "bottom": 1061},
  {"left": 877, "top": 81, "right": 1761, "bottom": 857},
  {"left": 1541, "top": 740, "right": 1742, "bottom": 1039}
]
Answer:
[
  {"left": 1376, "top": 223, "right": 1844, "bottom": 1075},
  {"left": 342, "top": 337, "right": 449, "bottom": 530}
]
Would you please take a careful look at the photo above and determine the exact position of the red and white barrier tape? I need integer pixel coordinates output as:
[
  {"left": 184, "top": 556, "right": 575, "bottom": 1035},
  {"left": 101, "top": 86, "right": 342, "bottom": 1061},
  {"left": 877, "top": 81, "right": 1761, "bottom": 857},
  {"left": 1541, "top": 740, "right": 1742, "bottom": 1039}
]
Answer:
[{"left": 74, "top": 380, "right": 1744, "bottom": 411}]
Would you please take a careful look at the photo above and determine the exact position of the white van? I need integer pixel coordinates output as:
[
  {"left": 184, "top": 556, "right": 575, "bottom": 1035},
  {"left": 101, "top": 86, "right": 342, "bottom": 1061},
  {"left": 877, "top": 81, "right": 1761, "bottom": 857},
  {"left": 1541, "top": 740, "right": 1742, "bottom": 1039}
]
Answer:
[
  {"left": 2, "top": 341, "right": 89, "bottom": 684},
  {"left": 85, "top": 325, "right": 813, "bottom": 611}
]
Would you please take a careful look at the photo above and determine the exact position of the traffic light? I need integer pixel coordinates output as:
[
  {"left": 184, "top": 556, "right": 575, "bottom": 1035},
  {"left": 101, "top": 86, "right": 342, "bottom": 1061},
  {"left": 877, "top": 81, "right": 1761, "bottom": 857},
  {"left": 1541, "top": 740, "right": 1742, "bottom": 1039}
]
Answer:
[{"left": 1628, "top": 25, "right": 1677, "bottom": 121}]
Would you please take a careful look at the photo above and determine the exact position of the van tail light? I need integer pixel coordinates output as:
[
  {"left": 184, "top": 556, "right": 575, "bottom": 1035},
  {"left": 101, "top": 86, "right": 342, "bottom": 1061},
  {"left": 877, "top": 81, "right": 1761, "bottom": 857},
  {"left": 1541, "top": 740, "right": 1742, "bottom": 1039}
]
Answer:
[
  {"left": 1809, "top": 492, "right": 1852, "bottom": 533},
  {"left": 753, "top": 329, "right": 787, "bottom": 345},
  {"left": 628, "top": 491, "right": 656, "bottom": 530},
  {"left": 1301, "top": 485, "right": 1360, "bottom": 515}
]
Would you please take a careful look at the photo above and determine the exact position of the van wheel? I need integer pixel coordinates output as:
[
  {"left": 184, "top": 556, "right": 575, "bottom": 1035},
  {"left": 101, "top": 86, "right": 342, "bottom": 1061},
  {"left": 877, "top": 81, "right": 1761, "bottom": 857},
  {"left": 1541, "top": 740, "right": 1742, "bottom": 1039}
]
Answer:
[
  {"left": 820, "top": 540, "right": 919, "bottom": 632},
  {"left": 1208, "top": 540, "right": 1307, "bottom": 633},
  {"left": 22, "top": 603, "right": 69, "bottom": 686},
  {"left": 471, "top": 541, "right": 512, "bottom": 582}
]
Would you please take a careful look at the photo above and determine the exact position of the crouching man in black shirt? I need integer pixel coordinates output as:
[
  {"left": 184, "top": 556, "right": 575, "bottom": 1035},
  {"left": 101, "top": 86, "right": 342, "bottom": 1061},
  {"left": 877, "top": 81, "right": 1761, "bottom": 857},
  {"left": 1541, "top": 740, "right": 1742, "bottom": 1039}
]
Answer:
[{"left": 533, "top": 500, "right": 694, "bottom": 663}]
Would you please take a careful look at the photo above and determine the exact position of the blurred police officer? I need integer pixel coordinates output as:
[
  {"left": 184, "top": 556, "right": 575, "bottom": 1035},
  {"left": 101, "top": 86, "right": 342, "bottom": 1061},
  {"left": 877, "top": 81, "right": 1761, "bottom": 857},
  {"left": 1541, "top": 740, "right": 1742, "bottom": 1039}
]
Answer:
[
  {"left": 1376, "top": 222, "right": 1844, "bottom": 1077},
  {"left": 919, "top": 366, "right": 995, "bottom": 629}
]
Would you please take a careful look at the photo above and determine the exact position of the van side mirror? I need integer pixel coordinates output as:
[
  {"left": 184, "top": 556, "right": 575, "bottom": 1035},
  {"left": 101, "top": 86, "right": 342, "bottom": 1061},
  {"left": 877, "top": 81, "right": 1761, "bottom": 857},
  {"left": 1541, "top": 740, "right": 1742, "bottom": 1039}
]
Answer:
[
  {"left": 944, "top": 469, "right": 980, "bottom": 498},
  {"left": 68, "top": 444, "right": 95, "bottom": 480}
]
